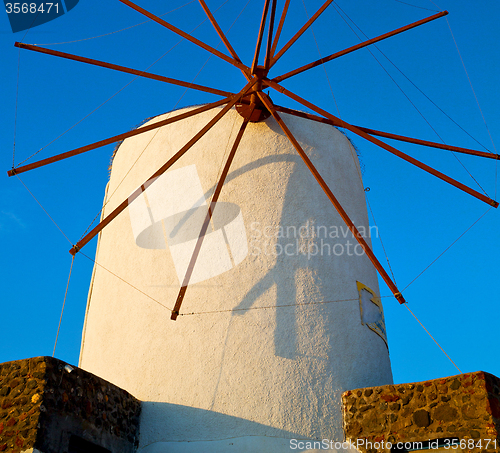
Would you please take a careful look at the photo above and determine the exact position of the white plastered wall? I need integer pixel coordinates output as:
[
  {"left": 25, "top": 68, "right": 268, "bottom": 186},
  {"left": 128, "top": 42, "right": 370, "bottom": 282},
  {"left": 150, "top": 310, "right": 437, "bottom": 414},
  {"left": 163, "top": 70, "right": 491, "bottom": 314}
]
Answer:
[{"left": 78, "top": 107, "right": 392, "bottom": 452}]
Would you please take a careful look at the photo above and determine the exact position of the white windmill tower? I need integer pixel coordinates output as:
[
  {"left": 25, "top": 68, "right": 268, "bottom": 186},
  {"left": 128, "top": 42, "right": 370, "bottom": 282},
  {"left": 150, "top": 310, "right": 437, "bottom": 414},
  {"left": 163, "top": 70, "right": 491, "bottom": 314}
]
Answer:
[{"left": 8, "top": 1, "right": 498, "bottom": 452}]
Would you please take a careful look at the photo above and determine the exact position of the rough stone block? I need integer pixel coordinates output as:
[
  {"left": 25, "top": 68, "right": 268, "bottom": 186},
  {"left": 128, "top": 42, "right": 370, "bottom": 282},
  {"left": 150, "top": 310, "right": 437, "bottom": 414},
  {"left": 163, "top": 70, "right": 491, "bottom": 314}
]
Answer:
[
  {"left": 0, "top": 357, "right": 141, "bottom": 453},
  {"left": 342, "top": 371, "right": 500, "bottom": 453}
]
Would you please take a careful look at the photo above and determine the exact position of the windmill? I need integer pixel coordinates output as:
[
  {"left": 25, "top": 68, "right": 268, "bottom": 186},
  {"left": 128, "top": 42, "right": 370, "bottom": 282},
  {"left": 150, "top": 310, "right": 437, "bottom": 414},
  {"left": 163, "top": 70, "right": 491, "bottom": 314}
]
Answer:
[
  {"left": 5, "top": 0, "right": 499, "bottom": 450},
  {"left": 8, "top": 0, "right": 498, "bottom": 314}
]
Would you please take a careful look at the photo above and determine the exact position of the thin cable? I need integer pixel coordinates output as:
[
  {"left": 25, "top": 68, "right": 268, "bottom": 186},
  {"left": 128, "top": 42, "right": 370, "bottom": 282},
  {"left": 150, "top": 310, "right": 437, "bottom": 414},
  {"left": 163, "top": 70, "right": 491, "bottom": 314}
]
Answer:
[
  {"left": 179, "top": 296, "right": 367, "bottom": 316},
  {"left": 333, "top": 3, "right": 445, "bottom": 147},
  {"left": 78, "top": 126, "right": 162, "bottom": 240},
  {"left": 209, "top": 112, "right": 240, "bottom": 203},
  {"left": 16, "top": 35, "right": 192, "bottom": 167},
  {"left": 16, "top": 175, "right": 73, "bottom": 245},
  {"left": 333, "top": 2, "right": 490, "bottom": 154},
  {"left": 299, "top": 0, "right": 402, "bottom": 299},
  {"left": 12, "top": 9, "right": 40, "bottom": 167},
  {"left": 12, "top": 47, "right": 21, "bottom": 168},
  {"left": 394, "top": 0, "right": 439, "bottom": 12},
  {"left": 299, "top": 2, "right": 363, "bottom": 190},
  {"left": 299, "top": 2, "right": 363, "bottom": 196},
  {"left": 332, "top": 2, "right": 490, "bottom": 196},
  {"left": 428, "top": 0, "right": 498, "bottom": 199},
  {"left": 79, "top": 257, "right": 392, "bottom": 317},
  {"left": 19, "top": 9, "right": 40, "bottom": 42},
  {"left": 78, "top": 0, "right": 251, "bottom": 239},
  {"left": 365, "top": 195, "right": 397, "bottom": 284},
  {"left": 15, "top": 0, "right": 233, "bottom": 168},
  {"left": 53, "top": 255, "right": 75, "bottom": 357},
  {"left": 369, "top": 20, "right": 491, "bottom": 196},
  {"left": 443, "top": 16, "right": 498, "bottom": 197},
  {"left": 402, "top": 207, "right": 492, "bottom": 291},
  {"left": 34, "top": 1, "right": 196, "bottom": 45},
  {"left": 16, "top": 80, "right": 136, "bottom": 167},
  {"left": 387, "top": 58, "right": 491, "bottom": 152},
  {"left": 404, "top": 303, "right": 462, "bottom": 373},
  {"left": 79, "top": 251, "right": 174, "bottom": 313},
  {"left": 305, "top": 0, "right": 399, "bottom": 282},
  {"left": 300, "top": 0, "right": 343, "bottom": 122}
]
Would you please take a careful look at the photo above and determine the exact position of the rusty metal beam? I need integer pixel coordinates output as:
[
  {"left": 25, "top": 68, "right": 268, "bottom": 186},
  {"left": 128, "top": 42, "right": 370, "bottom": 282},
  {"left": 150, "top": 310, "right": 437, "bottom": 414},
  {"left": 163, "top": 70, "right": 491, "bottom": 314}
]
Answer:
[
  {"left": 267, "top": 80, "right": 499, "bottom": 208},
  {"left": 264, "top": 0, "right": 278, "bottom": 70},
  {"left": 269, "top": 0, "right": 290, "bottom": 59},
  {"left": 270, "top": 0, "right": 334, "bottom": 68},
  {"left": 196, "top": 0, "right": 252, "bottom": 85},
  {"left": 119, "top": 0, "right": 251, "bottom": 74},
  {"left": 69, "top": 80, "right": 258, "bottom": 255},
  {"left": 256, "top": 92, "right": 406, "bottom": 304},
  {"left": 197, "top": 0, "right": 241, "bottom": 63},
  {"left": 15, "top": 43, "right": 232, "bottom": 98},
  {"left": 171, "top": 106, "right": 255, "bottom": 320},
  {"left": 274, "top": 105, "right": 499, "bottom": 160},
  {"left": 251, "top": 0, "right": 271, "bottom": 74},
  {"left": 8, "top": 99, "right": 232, "bottom": 177},
  {"left": 358, "top": 128, "right": 498, "bottom": 160},
  {"left": 274, "top": 10, "right": 448, "bottom": 83}
]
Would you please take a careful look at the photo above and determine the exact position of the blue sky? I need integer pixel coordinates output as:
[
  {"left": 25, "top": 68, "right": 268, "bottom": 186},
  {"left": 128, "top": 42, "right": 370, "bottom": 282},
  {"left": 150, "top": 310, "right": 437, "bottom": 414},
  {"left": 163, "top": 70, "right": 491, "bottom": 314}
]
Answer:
[{"left": 1, "top": 0, "right": 498, "bottom": 386}]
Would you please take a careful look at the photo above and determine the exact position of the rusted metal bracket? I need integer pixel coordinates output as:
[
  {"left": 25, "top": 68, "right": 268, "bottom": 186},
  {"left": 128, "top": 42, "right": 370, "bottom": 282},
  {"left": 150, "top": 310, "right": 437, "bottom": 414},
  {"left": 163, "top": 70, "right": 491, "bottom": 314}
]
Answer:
[{"left": 236, "top": 67, "right": 271, "bottom": 122}]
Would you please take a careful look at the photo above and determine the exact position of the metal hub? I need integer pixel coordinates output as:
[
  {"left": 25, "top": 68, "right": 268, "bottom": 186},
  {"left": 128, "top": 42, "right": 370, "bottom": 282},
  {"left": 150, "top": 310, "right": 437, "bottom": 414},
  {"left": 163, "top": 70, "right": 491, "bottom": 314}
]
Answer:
[{"left": 236, "top": 67, "right": 271, "bottom": 123}]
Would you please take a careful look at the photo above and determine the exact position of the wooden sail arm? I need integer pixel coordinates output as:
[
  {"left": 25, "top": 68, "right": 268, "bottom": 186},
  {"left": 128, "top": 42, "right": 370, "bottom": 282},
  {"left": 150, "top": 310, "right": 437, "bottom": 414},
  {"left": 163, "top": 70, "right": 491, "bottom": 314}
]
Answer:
[
  {"left": 269, "top": 0, "right": 334, "bottom": 68},
  {"left": 264, "top": 0, "right": 278, "bottom": 70},
  {"left": 69, "top": 79, "right": 258, "bottom": 255},
  {"left": 269, "top": 0, "right": 290, "bottom": 60},
  {"left": 119, "top": 0, "right": 251, "bottom": 75},
  {"left": 251, "top": 0, "right": 271, "bottom": 74},
  {"left": 14, "top": 43, "right": 232, "bottom": 98},
  {"left": 8, "top": 99, "right": 232, "bottom": 177},
  {"left": 171, "top": 106, "right": 255, "bottom": 320},
  {"left": 266, "top": 79, "right": 499, "bottom": 208},
  {"left": 273, "top": 10, "right": 448, "bottom": 83},
  {"left": 256, "top": 91, "right": 406, "bottom": 304},
  {"left": 196, "top": 0, "right": 253, "bottom": 84},
  {"left": 197, "top": 0, "right": 241, "bottom": 63},
  {"left": 273, "top": 105, "right": 499, "bottom": 160}
]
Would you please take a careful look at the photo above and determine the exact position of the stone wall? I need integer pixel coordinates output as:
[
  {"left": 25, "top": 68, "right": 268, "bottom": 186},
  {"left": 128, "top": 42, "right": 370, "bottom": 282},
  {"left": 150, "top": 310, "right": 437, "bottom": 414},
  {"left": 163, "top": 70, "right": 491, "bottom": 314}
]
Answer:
[
  {"left": 0, "top": 357, "right": 141, "bottom": 453},
  {"left": 343, "top": 371, "right": 500, "bottom": 452}
]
